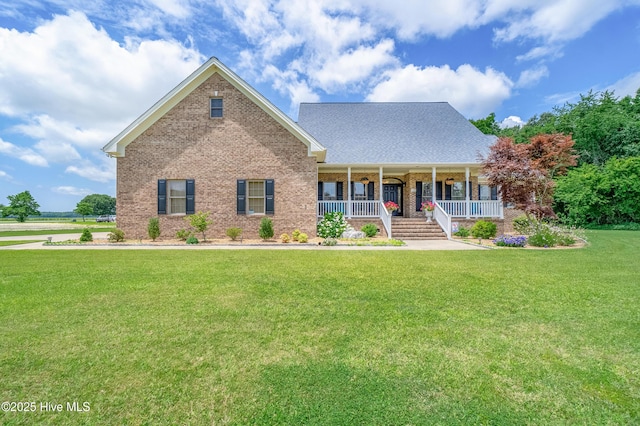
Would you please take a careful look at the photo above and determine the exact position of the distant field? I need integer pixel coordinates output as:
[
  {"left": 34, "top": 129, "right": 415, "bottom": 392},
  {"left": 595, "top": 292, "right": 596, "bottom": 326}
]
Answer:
[{"left": 0, "top": 231, "right": 638, "bottom": 424}]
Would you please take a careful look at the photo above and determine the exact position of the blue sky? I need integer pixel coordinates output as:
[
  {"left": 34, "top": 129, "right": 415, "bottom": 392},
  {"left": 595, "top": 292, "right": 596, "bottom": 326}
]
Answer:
[{"left": 1, "top": 1, "right": 639, "bottom": 211}]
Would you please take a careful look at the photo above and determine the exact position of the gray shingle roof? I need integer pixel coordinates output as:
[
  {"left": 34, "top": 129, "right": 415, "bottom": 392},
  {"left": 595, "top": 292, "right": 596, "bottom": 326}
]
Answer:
[{"left": 297, "top": 102, "right": 496, "bottom": 164}]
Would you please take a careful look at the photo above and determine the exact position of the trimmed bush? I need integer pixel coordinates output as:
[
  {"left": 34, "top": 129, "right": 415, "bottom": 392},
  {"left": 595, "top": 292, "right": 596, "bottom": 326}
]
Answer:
[
  {"left": 79, "top": 228, "right": 93, "bottom": 242},
  {"left": 453, "top": 226, "right": 470, "bottom": 237},
  {"left": 259, "top": 217, "right": 274, "bottom": 240},
  {"left": 186, "top": 236, "right": 199, "bottom": 245},
  {"left": 107, "top": 229, "right": 125, "bottom": 242},
  {"left": 297, "top": 233, "right": 308, "bottom": 243},
  {"left": 226, "top": 227, "right": 242, "bottom": 241},
  {"left": 361, "top": 223, "right": 378, "bottom": 238},
  {"left": 292, "top": 229, "right": 301, "bottom": 241},
  {"left": 280, "top": 233, "right": 290, "bottom": 243},
  {"left": 176, "top": 229, "right": 191, "bottom": 241},
  {"left": 471, "top": 220, "right": 497, "bottom": 239},
  {"left": 147, "top": 217, "right": 160, "bottom": 241}
]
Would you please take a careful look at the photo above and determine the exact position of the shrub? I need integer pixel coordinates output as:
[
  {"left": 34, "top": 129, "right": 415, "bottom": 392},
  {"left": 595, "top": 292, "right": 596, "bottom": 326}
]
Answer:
[
  {"left": 322, "top": 238, "right": 337, "bottom": 246},
  {"left": 453, "top": 226, "right": 470, "bottom": 237},
  {"left": 317, "top": 212, "right": 348, "bottom": 238},
  {"left": 258, "top": 217, "right": 274, "bottom": 240},
  {"left": 297, "top": 233, "right": 308, "bottom": 243},
  {"left": 147, "top": 217, "right": 160, "bottom": 241},
  {"left": 292, "top": 229, "right": 301, "bottom": 241},
  {"left": 280, "top": 233, "right": 290, "bottom": 243},
  {"left": 176, "top": 229, "right": 191, "bottom": 241},
  {"left": 226, "top": 227, "right": 242, "bottom": 241},
  {"left": 513, "top": 215, "right": 534, "bottom": 235},
  {"left": 471, "top": 220, "right": 497, "bottom": 239},
  {"left": 79, "top": 228, "right": 93, "bottom": 242},
  {"left": 185, "top": 211, "right": 213, "bottom": 242},
  {"left": 526, "top": 221, "right": 583, "bottom": 247},
  {"left": 527, "top": 226, "right": 557, "bottom": 247},
  {"left": 186, "top": 236, "right": 199, "bottom": 244},
  {"left": 493, "top": 235, "right": 527, "bottom": 247},
  {"left": 361, "top": 223, "right": 378, "bottom": 237},
  {"left": 107, "top": 228, "right": 125, "bottom": 242}
]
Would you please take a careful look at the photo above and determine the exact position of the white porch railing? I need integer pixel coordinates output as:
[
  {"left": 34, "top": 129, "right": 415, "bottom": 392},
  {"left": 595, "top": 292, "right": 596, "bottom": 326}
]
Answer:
[
  {"left": 317, "top": 200, "right": 392, "bottom": 237},
  {"left": 433, "top": 203, "right": 452, "bottom": 239},
  {"left": 437, "top": 200, "right": 503, "bottom": 219}
]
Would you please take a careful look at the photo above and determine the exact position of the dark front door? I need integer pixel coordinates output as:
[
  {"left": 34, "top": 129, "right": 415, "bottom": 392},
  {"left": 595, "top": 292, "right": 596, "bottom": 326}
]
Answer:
[{"left": 383, "top": 184, "right": 403, "bottom": 216}]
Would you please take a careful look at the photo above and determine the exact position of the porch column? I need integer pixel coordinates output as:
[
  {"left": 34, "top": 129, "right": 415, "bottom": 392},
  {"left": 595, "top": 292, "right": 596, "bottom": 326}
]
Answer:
[
  {"left": 347, "top": 167, "right": 352, "bottom": 218},
  {"left": 498, "top": 185, "right": 504, "bottom": 219},
  {"left": 465, "top": 167, "right": 470, "bottom": 219},
  {"left": 379, "top": 167, "right": 384, "bottom": 203},
  {"left": 431, "top": 167, "right": 437, "bottom": 203}
]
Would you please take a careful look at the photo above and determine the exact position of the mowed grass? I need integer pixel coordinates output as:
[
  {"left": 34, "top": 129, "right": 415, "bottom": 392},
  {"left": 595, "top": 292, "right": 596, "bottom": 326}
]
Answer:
[
  {"left": 0, "top": 228, "right": 113, "bottom": 237},
  {"left": 0, "top": 240, "right": 44, "bottom": 247},
  {"left": 0, "top": 231, "right": 638, "bottom": 425}
]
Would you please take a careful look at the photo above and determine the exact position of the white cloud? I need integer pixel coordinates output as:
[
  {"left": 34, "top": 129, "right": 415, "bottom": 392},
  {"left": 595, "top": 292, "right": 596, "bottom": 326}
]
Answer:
[
  {"left": 366, "top": 64, "right": 513, "bottom": 119},
  {"left": 516, "top": 65, "right": 549, "bottom": 88},
  {"left": 0, "top": 170, "right": 13, "bottom": 181},
  {"left": 0, "top": 138, "right": 48, "bottom": 167},
  {"left": 34, "top": 140, "right": 82, "bottom": 164},
  {"left": 52, "top": 186, "right": 93, "bottom": 196},
  {"left": 500, "top": 115, "right": 525, "bottom": 129},
  {"left": 607, "top": 71, "right": 640, "bottom": 98},
  {"left": 65, "top": 157, "right": 115, "bottom": 183}
]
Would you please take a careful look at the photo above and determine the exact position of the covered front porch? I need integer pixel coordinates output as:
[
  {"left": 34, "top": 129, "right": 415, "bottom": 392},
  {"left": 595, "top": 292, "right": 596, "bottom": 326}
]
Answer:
[{"left": 317, "top": 165, "right": 503, "bottom": 238}]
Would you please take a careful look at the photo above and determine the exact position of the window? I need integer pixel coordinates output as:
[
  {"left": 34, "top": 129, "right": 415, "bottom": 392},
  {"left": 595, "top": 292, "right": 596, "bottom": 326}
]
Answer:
[
  {"left": 479, "top": 184, "right": 498, "bottom": 200},
  {"left": 169, "top": 180, "right": 186, "bottom": 214},
  {"left": 248, "top": 180, "right": 265, "bottom": 214},
  {"left": 237, "top": 179, "right": 274, "bottom": 215},
  {"left": 451, "top": 182, "right": 465, "bottom": 200},
  {"left": 210, "top": 98, "right": 223, "bottom": 118},
  {"left": 421, "top": 182, "right": 433, "bottom": 204},
  {"left": 158, "top": 179, "right": 195, "bottom": 215},
  {"left": 323, "top": 182, "right": 337, "bottom": 200},
  {"left": 353, "top": 182, "right": 367, "bottom": 200}
]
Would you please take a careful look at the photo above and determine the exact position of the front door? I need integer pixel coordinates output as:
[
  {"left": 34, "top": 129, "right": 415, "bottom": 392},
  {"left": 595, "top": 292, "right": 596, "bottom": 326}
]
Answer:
[{"left": 383, "top": 184, "right": 403, "bottom": 216}]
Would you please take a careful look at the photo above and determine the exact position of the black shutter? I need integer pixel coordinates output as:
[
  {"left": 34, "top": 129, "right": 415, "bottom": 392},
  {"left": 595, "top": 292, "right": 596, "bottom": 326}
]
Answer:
[
  {"left": 416, "top": 181, "right": 422, "bottom": 211},
  {"left": 478, "top": 184, "right": 482, "bottom": 200},
  {"left": 350, "top": 181, "right": 354, "bottom": 200},
  {"left": 158, "top": 179, "right": 166, "bottom": 215},
  {"left": 186, "top": 179, "right": 195, "bottom": 214},
  {"left": 436, "top": 181, "right": 443, "bottom": 200},
  {"left": 467, "top": 181, "right": 472, "bottom": 200},
  {"left": 337, "top": 182, "right": 343, "bottom": 200},
  {"left": 237, "top": 180, "right": 246, "bottom": 214},
  {"left": 445, "top": 182, "right": 452, "bottom": 200},
  {"left": 491, "top": 186, "right": 498, "bottom": 201},
  {"left": 318, "top": 182, "right": 323, "bottom": 201},
  {"left": 367, "top": 182, "right": 375, "bottom": 200},
  {"left": 265, "top": 179, "right": 274, "bottom": 215}
]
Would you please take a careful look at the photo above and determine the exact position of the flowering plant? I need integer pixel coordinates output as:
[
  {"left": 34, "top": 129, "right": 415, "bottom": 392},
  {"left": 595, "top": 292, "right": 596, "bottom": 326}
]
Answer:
[
  {"left": 420, "top": 201, "right": 435, "bottom": 212},
  {"left": 384, "top": 201, "right": 399, "bottom": 212},
  {"left": 493, "top": 235, "right": 527, "bottom": 247}
]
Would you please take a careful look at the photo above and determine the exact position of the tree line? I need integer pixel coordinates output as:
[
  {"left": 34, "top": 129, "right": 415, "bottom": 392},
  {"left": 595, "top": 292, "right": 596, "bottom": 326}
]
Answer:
[
  {"left": 1, "top": 193, "right": 115, "bottom": 222},
  {"left": 472, "top": 88, "right": 640, "bottom": 226}
]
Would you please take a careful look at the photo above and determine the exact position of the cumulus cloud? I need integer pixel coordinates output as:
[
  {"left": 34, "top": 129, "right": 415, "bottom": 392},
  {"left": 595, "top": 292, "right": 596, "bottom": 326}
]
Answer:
[
  {"left": 500, "top": 115, "right": 525, "bottom": 129},
  {"left": 52, "top": 186, "right": 93, "bottom": 196},
  {"left": 0, "top": 138, "right": 48, "bottom": 167},
  {"left": 366, "top": 64, "right": 514, "bottom": 119},
  {"left": 516, "top": 65, "right": 549, "bottom": 88},
  {"left": 65, "top": 157, "right": 115, "bottom": 183}
]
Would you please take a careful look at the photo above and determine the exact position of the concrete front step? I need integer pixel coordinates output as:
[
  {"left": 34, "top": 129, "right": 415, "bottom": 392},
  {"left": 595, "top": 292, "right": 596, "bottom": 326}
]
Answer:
[{"left": 391, "top": 218, "right": 447, "bottom": 240}]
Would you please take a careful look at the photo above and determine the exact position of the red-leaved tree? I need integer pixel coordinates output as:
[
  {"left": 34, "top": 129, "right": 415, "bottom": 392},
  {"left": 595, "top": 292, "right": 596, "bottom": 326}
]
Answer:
[{"left": 481, "top": 134, "right": 577, "bottom": 219}]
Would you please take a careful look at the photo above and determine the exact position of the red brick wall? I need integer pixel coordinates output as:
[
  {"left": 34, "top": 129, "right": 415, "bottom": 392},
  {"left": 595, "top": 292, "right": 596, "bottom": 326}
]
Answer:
[{"left": 116, "top": 73, "right": 318, "bottom": 240}]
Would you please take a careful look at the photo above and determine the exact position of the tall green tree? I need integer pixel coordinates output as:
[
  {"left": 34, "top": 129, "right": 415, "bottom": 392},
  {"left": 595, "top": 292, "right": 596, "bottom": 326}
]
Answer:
[
  {"left": 470, "top": 113, "right": 500, "bottom": 135},
  {"left": 2, "top": 191, "right": 41, "bottom": 222},
  {"left": 74, "top": 201, "right": 94, "bottom": 221},
  {"left": 79, "top": 194, "right": 115, "bottom": 215}
]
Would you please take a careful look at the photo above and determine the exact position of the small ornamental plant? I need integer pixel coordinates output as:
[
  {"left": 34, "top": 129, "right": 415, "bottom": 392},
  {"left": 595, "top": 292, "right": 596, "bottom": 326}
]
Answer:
[
  {"left": 361, "top": 223, "right": 378, "bottom": 238},
  {"left": 226, "top": 227, "right": 242, "bottom": 241},
  {"left": 147, "top": 217, "right": 160, "bottom": 241},
  {"left": 176, "top": 229, "right": 191, "bottom": 241},
  {"left": 79, "top": 228, "right": 93, "bottom": 242},
  {"left": 280, "top": 233, "right": 290, "bottom": 243},
  {"left": 471, "top": 220, "right": 497, "bottom": 240},
  {"left": 297, "top": 233, "right": 308, "bottom": 243},
  {"left": 259, "top": 217, "right": 274, "bottom": 240},
  {"left": 186, "top": 236, "right": 199, "bottom": 245},
  {"left": 384, "top": 201, "right": 399, "bottom": 212},
  {"left": 317, "top": 212, "right": 348, "bottom": 238},
  {"left": 292, "top": 229, "right": 301, "bottom": 241},
  {"left": 493, "top": 235, "right": 527, "bottom": 247},
  {"left": 108, "top": 228, "right": 125, "bottom": 242},
  {"left": 421, "top": 201, "right": 435, "bottom": 212}
]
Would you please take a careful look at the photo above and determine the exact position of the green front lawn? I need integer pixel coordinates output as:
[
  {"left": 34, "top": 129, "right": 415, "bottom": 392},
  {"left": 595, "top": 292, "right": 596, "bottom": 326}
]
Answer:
[
  {"left": 0, "top": 228, "right": 113, "bottom": 237},
  {"left": 0, "top": 231, "right": 638, "bottom": 424}
]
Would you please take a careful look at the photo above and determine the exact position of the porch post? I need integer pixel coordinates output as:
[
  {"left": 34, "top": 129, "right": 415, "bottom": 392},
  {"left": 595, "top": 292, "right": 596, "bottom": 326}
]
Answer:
[
  {"left": 379, "top": 167, "right": 384, "bottom": 202},
  {"left": 431, "top": 166, "right": 437, "bottom": 203},
  {"left": 347, "top": 167, "right": 352, "bottom": 218},
  {"left": 498, "top": 185, "right": 504, "bottom": 219},
  {"left": 465, "top": 167, "right": 470, "bottom": 219}
]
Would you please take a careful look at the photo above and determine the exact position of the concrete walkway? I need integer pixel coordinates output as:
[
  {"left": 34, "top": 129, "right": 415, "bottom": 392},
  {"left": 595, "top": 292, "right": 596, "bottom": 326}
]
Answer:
[{"left": 0, "top": 232, "right": 486, "bottom": 250}]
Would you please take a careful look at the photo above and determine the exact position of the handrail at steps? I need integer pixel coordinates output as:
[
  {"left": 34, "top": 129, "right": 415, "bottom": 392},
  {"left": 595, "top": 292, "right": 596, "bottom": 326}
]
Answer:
[
  {"left": 433, "top": 203, "right": 451, "bottom": 239},
  {"left": 379, "top": 202, "right": 392, "bottom": 238}
]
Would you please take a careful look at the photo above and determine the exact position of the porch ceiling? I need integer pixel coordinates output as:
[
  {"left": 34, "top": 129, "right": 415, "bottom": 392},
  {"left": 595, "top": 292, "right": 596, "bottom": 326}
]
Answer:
[{"left": 318, "top": 164, "right": 483, "bottom": 174}]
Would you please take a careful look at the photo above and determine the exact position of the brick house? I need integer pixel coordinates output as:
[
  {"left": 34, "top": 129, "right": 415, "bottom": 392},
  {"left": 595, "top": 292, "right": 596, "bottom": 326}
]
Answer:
[{"left": 103, "top": 57, "right": 507, "bottom": 240}]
